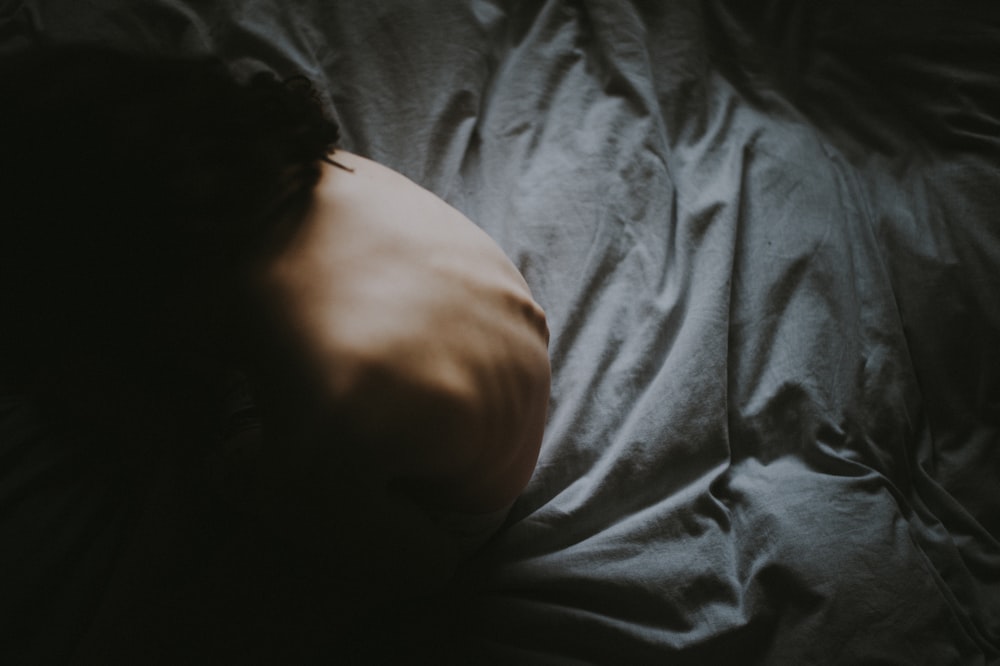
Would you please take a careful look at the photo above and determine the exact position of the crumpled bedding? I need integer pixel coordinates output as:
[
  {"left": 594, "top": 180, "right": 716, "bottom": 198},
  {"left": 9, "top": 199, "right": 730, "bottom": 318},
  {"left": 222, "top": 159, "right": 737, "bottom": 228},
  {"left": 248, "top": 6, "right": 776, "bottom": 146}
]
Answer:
[{"left": 2, "top": 1, "right": 998, "bottom": 664}]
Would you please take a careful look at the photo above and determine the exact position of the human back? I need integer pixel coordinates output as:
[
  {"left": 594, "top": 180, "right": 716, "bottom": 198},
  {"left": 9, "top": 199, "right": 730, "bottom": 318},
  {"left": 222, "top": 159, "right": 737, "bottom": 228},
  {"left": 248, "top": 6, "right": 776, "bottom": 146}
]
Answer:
[
  {"left": 0, "top": 44, "right": 550, "bottom": 660},
  {"left": 255, "top": 149, "right": 550, "bottom": 518}
]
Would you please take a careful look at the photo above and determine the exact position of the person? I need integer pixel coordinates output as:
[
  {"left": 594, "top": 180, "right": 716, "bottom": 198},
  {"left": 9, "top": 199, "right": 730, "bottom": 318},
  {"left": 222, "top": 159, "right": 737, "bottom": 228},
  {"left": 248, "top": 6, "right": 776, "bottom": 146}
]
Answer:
[{"left": 0, "top": 45, "right": 550, "bottom": 662}]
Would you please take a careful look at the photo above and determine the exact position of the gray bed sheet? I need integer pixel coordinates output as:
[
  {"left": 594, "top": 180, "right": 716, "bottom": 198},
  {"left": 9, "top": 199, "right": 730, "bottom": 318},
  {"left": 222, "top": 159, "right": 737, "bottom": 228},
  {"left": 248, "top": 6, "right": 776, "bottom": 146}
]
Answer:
[{"left": 3, "top": 1, "right": 998, "bottom": 663}]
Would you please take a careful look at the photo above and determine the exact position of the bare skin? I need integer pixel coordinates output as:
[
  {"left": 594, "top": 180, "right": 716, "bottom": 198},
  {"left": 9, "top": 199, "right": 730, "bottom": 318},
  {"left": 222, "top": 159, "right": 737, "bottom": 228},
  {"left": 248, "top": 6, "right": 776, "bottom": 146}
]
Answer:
[
  {"left": 254, "top": 150, "right": 551, "bottom": 519},
  {"left": 73, "top": 154, "right": 551, "bottom": 659}
]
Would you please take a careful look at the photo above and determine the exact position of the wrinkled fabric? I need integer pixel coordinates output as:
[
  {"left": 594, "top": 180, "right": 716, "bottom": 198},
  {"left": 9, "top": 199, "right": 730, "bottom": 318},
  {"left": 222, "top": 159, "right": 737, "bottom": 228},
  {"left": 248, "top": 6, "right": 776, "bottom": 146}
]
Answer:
[{"left": 2, "top": 1, "right": 998, "bottom": 663}]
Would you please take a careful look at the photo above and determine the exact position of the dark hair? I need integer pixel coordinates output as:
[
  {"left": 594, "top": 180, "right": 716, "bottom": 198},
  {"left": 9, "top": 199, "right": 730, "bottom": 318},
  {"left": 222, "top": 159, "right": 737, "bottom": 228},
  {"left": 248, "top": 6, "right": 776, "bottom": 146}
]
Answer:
[{"left": 0, "top": 45, "right": 340, "bottom": 451}]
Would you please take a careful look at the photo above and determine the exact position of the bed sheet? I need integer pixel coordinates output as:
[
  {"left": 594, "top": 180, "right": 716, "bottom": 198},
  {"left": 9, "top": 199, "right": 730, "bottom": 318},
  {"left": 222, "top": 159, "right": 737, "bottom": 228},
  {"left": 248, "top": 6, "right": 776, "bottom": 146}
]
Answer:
[{"left": 2, "top": 1, "right": 998, "bottom": 663}]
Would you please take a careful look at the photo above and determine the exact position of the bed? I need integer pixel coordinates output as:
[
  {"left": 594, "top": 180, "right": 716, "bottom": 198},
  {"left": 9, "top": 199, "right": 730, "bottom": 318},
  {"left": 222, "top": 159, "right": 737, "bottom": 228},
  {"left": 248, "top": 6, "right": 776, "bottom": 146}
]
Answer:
[{"left": 2, "top": 1, "right": 998, "bottom": 663}]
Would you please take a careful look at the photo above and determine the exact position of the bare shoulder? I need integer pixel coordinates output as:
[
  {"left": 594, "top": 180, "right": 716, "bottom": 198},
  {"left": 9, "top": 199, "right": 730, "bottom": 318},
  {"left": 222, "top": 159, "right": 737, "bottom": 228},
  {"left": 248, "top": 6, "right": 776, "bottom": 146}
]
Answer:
[
  {"left": 264, "top": 151, "right": 546, "bottom": 377},
  {"left": 257, "top": 151, "right": 550, "bottom": 514}
]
